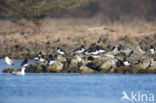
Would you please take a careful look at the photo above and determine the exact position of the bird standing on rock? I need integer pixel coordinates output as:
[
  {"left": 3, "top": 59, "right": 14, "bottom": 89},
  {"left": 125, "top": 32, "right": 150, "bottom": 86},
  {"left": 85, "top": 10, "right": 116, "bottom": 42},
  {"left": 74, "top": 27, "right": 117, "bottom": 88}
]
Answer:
[
  {"left": 73, "top": 45, "right": 85, "bottom": 54},
  {"left": 149, "top": 45, "right": 155, "bottom": 54},
  {"left": 12, "top": 58, "right": 29, "bottom": 75},
  {"left": 47, "top": 54, "right": 55, "bottom": 65},
  {"left": 96, "top": 45, "right": 105, "bottom": 53},
  {"left": 34, "top": 52, "right": 42, "bottom": 61},
  {"left": 57, "top": 47, "right": 65, "bottom": 55},
  {"left": 123, "top": 58, "right": 131, "bottom": 66}
]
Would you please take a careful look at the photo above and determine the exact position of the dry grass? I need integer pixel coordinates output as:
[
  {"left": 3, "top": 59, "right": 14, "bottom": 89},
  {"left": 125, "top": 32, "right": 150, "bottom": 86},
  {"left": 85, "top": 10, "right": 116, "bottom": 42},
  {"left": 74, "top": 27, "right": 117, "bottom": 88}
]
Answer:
[{"left": 0, "top": 18, "right": 156, "bottom": 48}]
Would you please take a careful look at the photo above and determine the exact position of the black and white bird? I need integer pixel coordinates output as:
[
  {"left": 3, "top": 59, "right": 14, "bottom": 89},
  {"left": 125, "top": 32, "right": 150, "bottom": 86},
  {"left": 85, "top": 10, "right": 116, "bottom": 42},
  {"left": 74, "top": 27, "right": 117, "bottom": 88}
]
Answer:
[
  {"left": 96, "top": 45, "right": 105, "bottom": 53},
  {"left": 149, "top": 45, "right": 155, "bottom": 54},
  {"left": 4, "top": 56, "right": 14, "bottom": 69},
  {"left": 21, "top": 58, "right": 28, "bottom": 67},
  {"left": 38, "top": 55, "right": 45, "bottom": 62},
  {"left": 90, "top": 48, "right": 99, "bottom": 55},
  {"left": 73, "top": 45, "right": 85, "bottom": 54},
  {"left": 47, "top": 54, "right": 55, "bottom": 65},
  {"left": 12, "top": 58, "right": 29, "bottom": 75},
  {"left": 123, "top": 58, "right": 131, "bottom": 66},
  {"left": 57, "top": 47, "right": 65, "bottom": 55},
  {"left": 34, "top": 52, "right": 42, "bottom": 61}
]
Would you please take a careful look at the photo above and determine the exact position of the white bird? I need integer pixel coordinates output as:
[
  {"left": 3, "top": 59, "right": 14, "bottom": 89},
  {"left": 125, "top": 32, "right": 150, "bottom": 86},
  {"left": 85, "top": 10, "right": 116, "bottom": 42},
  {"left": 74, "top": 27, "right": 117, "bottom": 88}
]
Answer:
[
  {"left": 4, "top": 56, "right": 14, "bottom": 69},
  {"left": 12, "top": 66, "right": 26, "bottom": 75}
]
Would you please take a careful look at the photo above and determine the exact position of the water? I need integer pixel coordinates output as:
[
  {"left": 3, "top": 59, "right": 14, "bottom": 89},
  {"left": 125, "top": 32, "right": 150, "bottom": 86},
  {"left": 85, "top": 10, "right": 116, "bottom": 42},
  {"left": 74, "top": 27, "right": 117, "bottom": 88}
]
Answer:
[{"left": 0, "top": 59, "right": 156, "bottom": 103}]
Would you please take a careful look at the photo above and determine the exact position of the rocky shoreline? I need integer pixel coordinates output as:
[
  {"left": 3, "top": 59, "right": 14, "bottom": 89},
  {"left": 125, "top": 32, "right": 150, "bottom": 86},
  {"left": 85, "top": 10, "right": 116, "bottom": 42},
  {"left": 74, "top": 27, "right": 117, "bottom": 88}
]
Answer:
[{"left": 2, "top": 33, "right": 156, "bottom": 74}]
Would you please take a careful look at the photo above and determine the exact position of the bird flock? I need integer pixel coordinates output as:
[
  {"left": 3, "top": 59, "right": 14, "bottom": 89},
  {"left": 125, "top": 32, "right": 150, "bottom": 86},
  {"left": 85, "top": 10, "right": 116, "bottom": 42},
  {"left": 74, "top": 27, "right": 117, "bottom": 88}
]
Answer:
[{"left": 4, "top": 44, "right": 155, "bottom": 75}]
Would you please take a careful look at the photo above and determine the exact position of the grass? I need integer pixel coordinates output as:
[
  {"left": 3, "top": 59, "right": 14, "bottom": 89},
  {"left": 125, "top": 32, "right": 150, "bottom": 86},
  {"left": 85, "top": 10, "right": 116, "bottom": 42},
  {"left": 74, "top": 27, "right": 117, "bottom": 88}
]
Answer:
[{"left": 0, "top": 18, "right": 156, "bottom": 48}]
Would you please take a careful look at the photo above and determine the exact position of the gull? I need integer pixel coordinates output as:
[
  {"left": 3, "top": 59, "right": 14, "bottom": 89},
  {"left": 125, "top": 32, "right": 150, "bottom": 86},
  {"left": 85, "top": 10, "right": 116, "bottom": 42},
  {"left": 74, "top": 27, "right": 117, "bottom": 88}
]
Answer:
[
  {"left": 4, "top": 56, "right": 14, "bottom": 69},
  {"left": 12, "top": 66, "right": 26, "bottom": 75}
]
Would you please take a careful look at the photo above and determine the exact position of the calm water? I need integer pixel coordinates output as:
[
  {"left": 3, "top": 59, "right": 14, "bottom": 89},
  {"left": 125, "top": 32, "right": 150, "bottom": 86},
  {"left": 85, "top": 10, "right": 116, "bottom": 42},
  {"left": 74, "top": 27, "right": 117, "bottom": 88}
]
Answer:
[{"left": 0, "top": 59, "right": 156, "bottom": 103}]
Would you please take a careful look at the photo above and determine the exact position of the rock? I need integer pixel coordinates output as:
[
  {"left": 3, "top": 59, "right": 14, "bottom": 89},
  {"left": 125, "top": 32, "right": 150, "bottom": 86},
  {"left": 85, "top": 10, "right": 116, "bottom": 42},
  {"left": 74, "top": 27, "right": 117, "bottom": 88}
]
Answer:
[
  {"left": 87, "top": 58, "right": 105, "bottom": 71},
  {"left": 46, "top": 62, "right": 63, "bottom": 72},
  {"left": 69, "top": 59, "right": 79, "bottom": 69},
  {"left": 81, "top": 60, "right": 91, "bottom": 66},
  {"left": 137, "top": 58, "right": 151, "bottom": 69},
  {"left": 26, "top": 64, "right": 46, "bottom": 73},
  {"left": 3, "top": 68, "right": 18, "bottom": 73},
  {"left": 133, "top": 46, "right": 145, "bottom": 56},
  {"left": 57, "top": 56, "right": 66, "bottom": 63},
  {"left": 80, "top": 66, "right": 94, "bottom": 73},
  {"left": 100, "top": 59, "right": 117, "bottom": 72}
]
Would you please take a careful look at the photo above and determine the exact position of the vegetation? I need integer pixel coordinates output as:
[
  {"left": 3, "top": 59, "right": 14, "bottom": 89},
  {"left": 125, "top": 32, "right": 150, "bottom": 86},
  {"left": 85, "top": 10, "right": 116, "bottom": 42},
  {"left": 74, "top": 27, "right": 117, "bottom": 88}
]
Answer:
[{"left": 0, "top": 0, "right": 96, "bottom": 33}]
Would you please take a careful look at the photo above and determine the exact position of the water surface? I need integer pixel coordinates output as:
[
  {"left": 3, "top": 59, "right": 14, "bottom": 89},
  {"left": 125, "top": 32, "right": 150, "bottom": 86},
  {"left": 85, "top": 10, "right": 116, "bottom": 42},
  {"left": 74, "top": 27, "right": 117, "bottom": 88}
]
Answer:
[{"left": 0, "top": 59, "right": 156, "bottom": 103}]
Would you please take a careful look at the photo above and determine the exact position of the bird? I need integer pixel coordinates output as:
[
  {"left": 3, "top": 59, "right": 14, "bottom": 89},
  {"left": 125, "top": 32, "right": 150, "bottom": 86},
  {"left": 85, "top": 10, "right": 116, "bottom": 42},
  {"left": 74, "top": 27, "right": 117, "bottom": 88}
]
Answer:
[
  {"left": 12, "top": 58, "right": 29, "bottom": 75},
  {"left": 47, "top": 54, "right": 55, "bottom": 65},
  {"left": 57, "top": 47, "right": 65, "bottom": 55},
  {"left": 48, "top": 60, "right": 55, "bottom": 65},
  {"left": 123, "top": 58, "right": 131, "bottom": 66},
  {"left": 73, "top": 45, "right": 85, "bottom": 54},
  {"left": 21, "top": 58, "right": 28, "bottom": 67},
  {"left": 4, "top": 56, "right": 14, "bottom": 69},
  {"left": 38, "top": 55, "right": 45, "bottom": 63},
  {"left": 149, "top": 45, "right": 155, "bottom": 54},
  {"left": 12, "top": 66, "right": 26, "bottom": 75},
  {"left": 90, "top": 47, "right": 99, "bottom": 55},
  {"left": 34, "top": 52, "right": 42, "bottom": 61},
  {"left": 96, "top": 45, "right": 105, "bottom": 53}
]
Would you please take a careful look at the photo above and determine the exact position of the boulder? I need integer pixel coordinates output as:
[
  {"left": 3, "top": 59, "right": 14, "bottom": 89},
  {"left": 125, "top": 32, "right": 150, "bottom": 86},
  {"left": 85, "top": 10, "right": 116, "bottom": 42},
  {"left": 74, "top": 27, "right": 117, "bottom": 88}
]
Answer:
[
  {"left": 46, "top": 61, "right": 63, "bottom": 72},
  {"left": 133, "top": 46, "right": 145, "bottom": 56},
  {"left": 3, "top": 68, "right": 18, "bottom": 73},
  {"left": 100, "top": 59, "right": 117, "bottom": 72},
  {"left": 80, "top": 66, "right": 94, "bottom": 73},
  {"left": 81, "top": 60, "right": 91, "bottom": 66},
  {"left": 69, "top": 59, "right": 79, "bottom": 69},
  {"left": 137, "top": 58, "right": 151, "bottom": 69},
  {"left": 57, "top": 56, "right": 67, "bottom": 62},
  {"left": 26, "top": 64, "right": 46, "bottom": 73}
]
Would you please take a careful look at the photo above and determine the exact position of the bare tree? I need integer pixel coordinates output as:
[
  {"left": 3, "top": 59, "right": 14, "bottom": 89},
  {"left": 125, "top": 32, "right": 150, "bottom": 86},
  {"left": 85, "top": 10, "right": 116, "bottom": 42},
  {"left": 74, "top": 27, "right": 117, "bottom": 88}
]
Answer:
[{"left": 0, "top": 0, "right": 96, "bottom": 33}]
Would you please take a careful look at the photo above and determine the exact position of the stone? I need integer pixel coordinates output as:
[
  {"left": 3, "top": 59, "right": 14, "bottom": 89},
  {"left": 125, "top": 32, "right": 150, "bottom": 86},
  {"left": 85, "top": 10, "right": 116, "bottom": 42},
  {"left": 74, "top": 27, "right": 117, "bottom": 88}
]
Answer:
[
  {"left": 69, "top": 59, "right": 79, "bottom": 69},
  {"left": 100, "top": 59, "right": 117, "bottom": 72},
  {"left": 46, "top": 61, "right": 63, "bottom": 72},
  {"left": 80, "top": 66, "right": 94, "bottom": 73}
]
